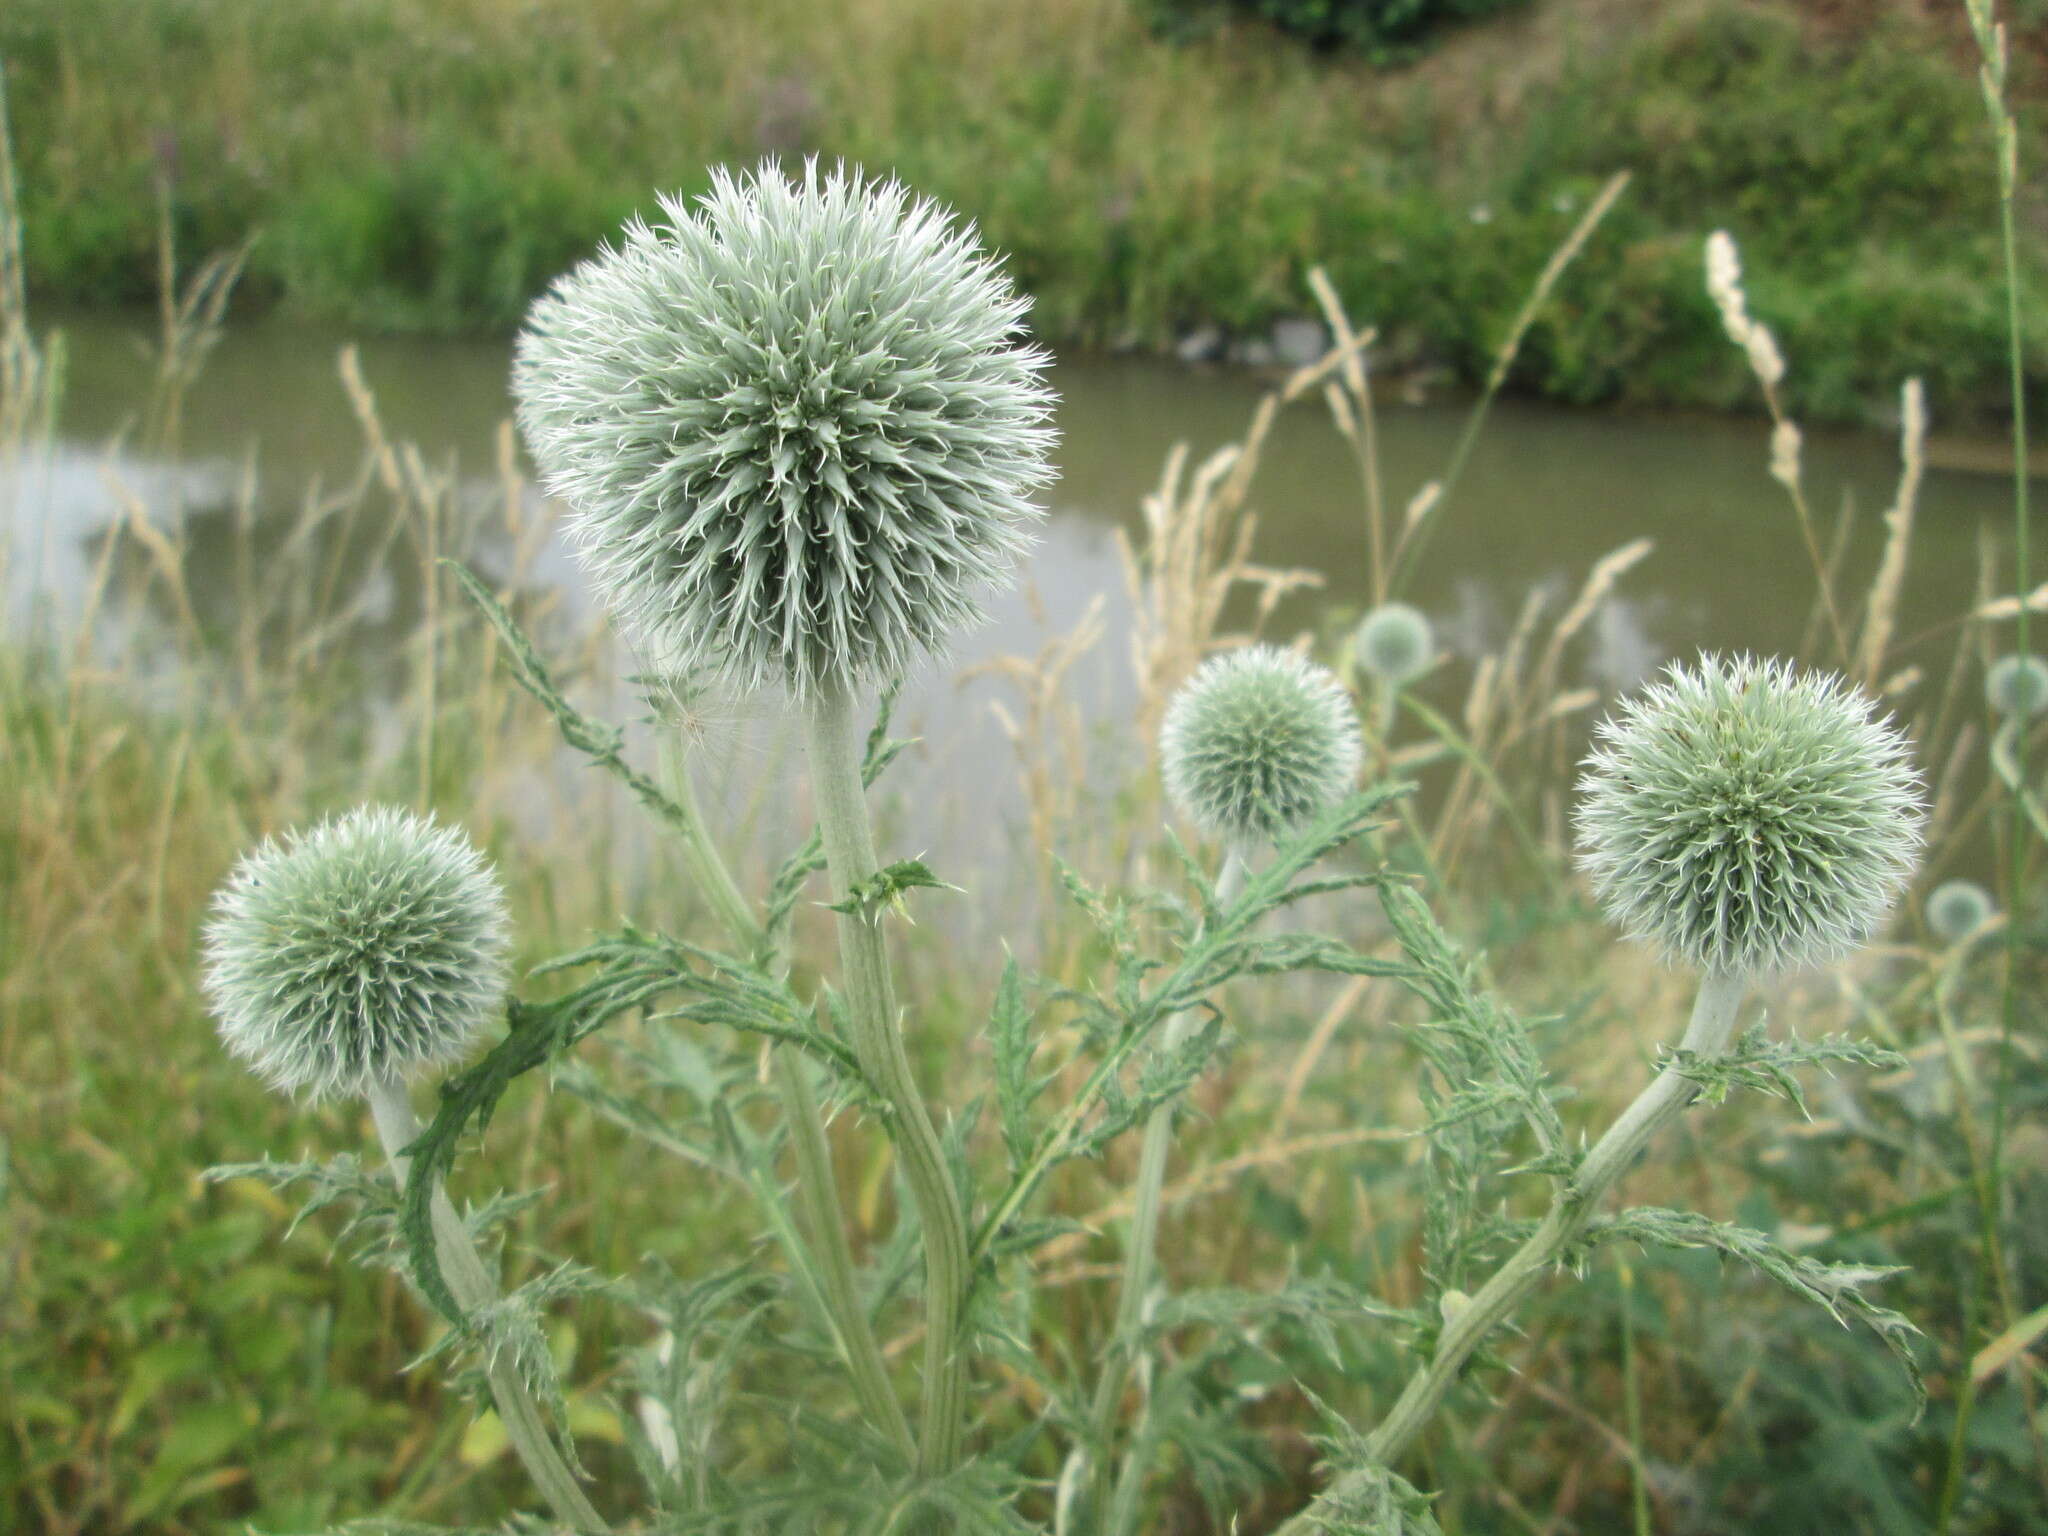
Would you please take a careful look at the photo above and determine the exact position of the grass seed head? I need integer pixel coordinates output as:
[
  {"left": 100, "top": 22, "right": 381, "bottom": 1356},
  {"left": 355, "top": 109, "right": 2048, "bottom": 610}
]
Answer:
[
  {"left": 202, "top": 805, "right": 511, "bottom": 1101},
  {"left": 1574, "top": 654, "right": 1923, "bottom": 977},
  {"left": 1986, "top": 653, "right": 2048, "bottom": 720},
  {"left": 1162, "top": 644, "right": 1363, "bottom": 846},
  {"left": 513, "top": 161, "right": 1058, "bottom": 698},
  {"left": 1355, "top": 602, "right": 1435, "bottom": 687},
  {"left": 1925, "top": 879, "right": 1995, "bottom": 945}
]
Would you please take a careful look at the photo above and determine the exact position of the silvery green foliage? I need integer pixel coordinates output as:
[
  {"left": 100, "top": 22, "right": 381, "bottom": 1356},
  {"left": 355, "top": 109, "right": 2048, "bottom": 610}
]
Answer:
[
  {"left": 1574, "top": 654, "right": 1923, "bottom": 977},
  {"left": 1354, "top": 602, "right": 1434, "bottom": 687},
  {"left": 1925, "top": 879, "right": 1995, "bottom": 944},
  {"left": 1986, "top": 652, "right": 2048, "bottom": 719},
  {"left": 1162, "top": 644, "right": 1363, "bottom": 844},
  {"left": 512, "top": 161, "right": 1057, "bottom": 697},
  {"left": 202, "top": 805, "right": 510, "bottom": 1101}
]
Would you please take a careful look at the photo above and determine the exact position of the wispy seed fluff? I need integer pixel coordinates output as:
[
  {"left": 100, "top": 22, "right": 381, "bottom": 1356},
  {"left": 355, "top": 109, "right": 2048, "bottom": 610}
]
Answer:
[
  {"left": 1574, "top": 654, "right": 1923, "bottom": 977},
  {"left": 1355, "top": 602, "right": 1435, "bottom": 687},
  {"left": 512, "top": 162, "right": 1058, "bottom": 697},
  {"left": 1162, "top": 645, "right": 1364, "bottom": 846},
  {"left": 1925, "top": 879, "right": 1995, "bottom": 945},
  {"left": 202, "top": 806, "right": 511, "bottom": 1102}
]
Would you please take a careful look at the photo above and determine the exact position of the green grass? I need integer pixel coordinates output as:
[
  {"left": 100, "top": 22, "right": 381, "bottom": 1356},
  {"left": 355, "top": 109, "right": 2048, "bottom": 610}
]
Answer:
[{"left": 2, "top": 0, "right": 2043, "bottom": 424}]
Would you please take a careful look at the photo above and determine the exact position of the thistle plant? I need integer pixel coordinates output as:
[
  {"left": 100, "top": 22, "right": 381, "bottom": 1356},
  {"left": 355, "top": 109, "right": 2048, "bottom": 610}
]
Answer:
[
  {"left": 514, "top": 159, "right": 1057, "bottom": 1485},
  {"left": 1077, "top": 646, "right": 1363, "bottom": 1530},
  {"left": 202, "top": 807, "right": 605, "bottom": 1532},
  {"left": 1987, "top": 652, "right": 2048, "bottom": 720},
  {"left": 1284, "top": 653, "right": 1924, "bottom": 1531},
  {"left": 1985, "top": 654, "right": 2048, "bottom": 841},
  {"left": 1352, "top": 601, "right": 1434, "bottom": 756},
  {"left": 1927, "top": 879, "right": 1996, "bottom": 946},
  {"left": 199, "top": 168, "right": 1946, "bottom": 1536}
]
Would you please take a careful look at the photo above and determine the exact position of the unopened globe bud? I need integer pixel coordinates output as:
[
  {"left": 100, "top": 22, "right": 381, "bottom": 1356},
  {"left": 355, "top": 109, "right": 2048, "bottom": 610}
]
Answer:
[
  {"left": 202, "top": 806, "right": 511, "bottom": 1101},
  {"left": 1162, "top": 645, "right": 1363, "bottom": 846}
]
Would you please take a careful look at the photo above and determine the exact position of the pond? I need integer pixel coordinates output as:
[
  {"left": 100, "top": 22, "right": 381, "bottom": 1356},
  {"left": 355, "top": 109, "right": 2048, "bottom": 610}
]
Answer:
[{"left": 4, "top": 311, "right": 2034, "bottom": 896}]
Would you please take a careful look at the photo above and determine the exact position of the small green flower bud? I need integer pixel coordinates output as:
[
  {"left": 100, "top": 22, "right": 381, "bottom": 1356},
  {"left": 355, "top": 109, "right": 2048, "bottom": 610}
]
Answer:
[
  {"left": 1355, "top": 602, "right": 1434, "bottom": 687},
  {"left": 513, "top": 161, "right": 1057, "bottom": 698},
  {"left": 1987, "top": 653, "right": 2048, "bottom": 720},
  {"left": 1925, "top": 879, "right": 1995, "bottom": 945},
  {"left": 1162, "top": 645, "right": 1363, "bottom": 846},
  {"left": 1574, "top": 654, "right": 1923, "bottom": 977},
  {"left": 202, "top": 806, "right": 511, "bottom": 1101}
]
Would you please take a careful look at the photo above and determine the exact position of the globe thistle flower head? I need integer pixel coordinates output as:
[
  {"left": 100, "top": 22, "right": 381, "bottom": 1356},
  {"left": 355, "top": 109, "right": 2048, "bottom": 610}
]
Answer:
[
  {"left": 1986, "top": 653, "right": 2048, "bottom": 720},
  {"left": 1574, "top": 654, "right": 1923, "bottom": 977},
  {"left": 1162, "top": 645, "right": 1363, "bottom": 845},
  {"left": 1355, "top": 602, "right": 1434, "bottom": 687},
  {"left": 513, "top": 161, "right": 1058, "bottom": 698},
  {"left": 1925, "top": 879, "right": 1995, "bottom": 945},
  {"left": 202, "top": 806, "right": 511, "bottom": 1101}
]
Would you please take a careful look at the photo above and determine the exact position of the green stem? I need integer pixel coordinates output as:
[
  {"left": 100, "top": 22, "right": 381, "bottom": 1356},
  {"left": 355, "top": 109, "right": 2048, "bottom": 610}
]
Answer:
[
  {"left": 1088, "top": 850, "right": 1248, "bottom": 1534},
  {"left": 659, "top": 735, "right": 914, "bottom": 1463},
  {"left": 365, "top": 1074, "right": 608, "bottom": 1534},
  {"left": 804, "top": 679, "right": 974, "bottom": 1479},
  {"left": 1276, "top": 968, "right": 1747, "bottom": 1530}
]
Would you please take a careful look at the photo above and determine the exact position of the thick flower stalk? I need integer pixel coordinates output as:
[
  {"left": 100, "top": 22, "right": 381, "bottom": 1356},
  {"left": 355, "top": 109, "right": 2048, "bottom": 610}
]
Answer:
[
  {"left": 513, "top": 161, "right": 1056, "bottom": 699},
  {"left": 203, "top": 807, "right": 605, "bottom": 1532},
  {"left": 515, "top": 163, "right": 1058, "bottom": 1482},
  {"left": 1283, "top": 654, "right": 1921, "bottom": 1530}
]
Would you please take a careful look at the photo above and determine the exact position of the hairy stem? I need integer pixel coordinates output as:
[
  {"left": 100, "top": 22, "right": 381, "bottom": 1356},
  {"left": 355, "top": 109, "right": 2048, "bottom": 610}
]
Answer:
[
  {"left": 365, "top": 1074, "right": 609, "bottom": 1534},
  {"left": 804, "top": 679, "right": 974, "bottom": 1479},
  {"left": 1089, "top": 849, "right": 1248, "bottom": 1533},
  {"left": 659, "top": 734, "right": 914, "bottom": 1463},
  {"left": 1277, "top": 968, "right": 1747, "bottom": 1530}
]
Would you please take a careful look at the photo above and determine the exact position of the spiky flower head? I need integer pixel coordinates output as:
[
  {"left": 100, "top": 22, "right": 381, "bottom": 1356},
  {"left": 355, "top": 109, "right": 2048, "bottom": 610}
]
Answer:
[
  {"left": 1926, "top": 880, "right": 1995, "bottom": 945},
  {"left": 1574, "top": 654, "right": 1922, "bottom": 977},
  {"left": 512, "top": 161, "right": 1058, "bottom": 697},
  {"left": 202, "top": 806, "right": 511, "bottom": 1101},
  {"left": 1355, "top": 602, "right": 1434, "bottom": 687},
  {"left": 1987, "top": 653, "right": 2048, "bottom": 720},
  {"left": 1162, "top": 645, "right": 1363, "bottom": 846}
]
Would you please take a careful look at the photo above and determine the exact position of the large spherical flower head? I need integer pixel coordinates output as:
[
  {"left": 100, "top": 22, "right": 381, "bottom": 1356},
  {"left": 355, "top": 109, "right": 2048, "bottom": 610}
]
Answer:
[
  {"left": 1574, "top": 654, "right": 1923, "bottom": 977},
  {"left": 202, "top": 806, "right": 512, "bottom": 1101},
  {"left": 1987, "top": 653, "right": 2048, "bottom": 720},
  {"left": 1355, "top": 602, "right": 1434, "bottom": 687},
  {"left": 513, "top": 162, "right": 1058, "bottom": 697},
  {"left": 1162, "top": 645, "right": 1364, "bottom": 845}
]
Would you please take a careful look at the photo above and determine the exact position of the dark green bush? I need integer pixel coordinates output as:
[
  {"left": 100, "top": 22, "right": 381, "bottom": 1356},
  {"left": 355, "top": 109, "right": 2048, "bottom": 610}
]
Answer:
[{"left": 1150, "top": 0, "right": 1531, "bottom": 60}]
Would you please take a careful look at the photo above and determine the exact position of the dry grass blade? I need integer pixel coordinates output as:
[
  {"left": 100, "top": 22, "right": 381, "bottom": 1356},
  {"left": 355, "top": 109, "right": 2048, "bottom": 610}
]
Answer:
[{"left": 1857, "top": 379, "right": 1927, "bottom": 687}]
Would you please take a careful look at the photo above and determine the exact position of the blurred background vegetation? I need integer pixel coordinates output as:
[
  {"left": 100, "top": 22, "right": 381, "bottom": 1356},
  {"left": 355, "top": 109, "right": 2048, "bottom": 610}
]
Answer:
[
  {"left": 2, "top": 0, "right": 2045, "bottom": 422},
  {"left": 2, "top": 2, "right": 2046, "bottom": 1533}
]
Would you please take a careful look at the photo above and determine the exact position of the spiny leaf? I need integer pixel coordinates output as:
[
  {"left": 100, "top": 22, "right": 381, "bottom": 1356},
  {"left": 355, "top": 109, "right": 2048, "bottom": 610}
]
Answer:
[
  {"left": 988, "top": 954, "right": 1042, "bottom": 1174},
  {"left": 1664, "top": 1021, "right": 1906, "bottom": 1115},
  {"left": 1587, "top": 1207, "right": 1924, "bottom": 1413},
  {"left": 826, "top": 858, "right": 959, "bottom": 918}
]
